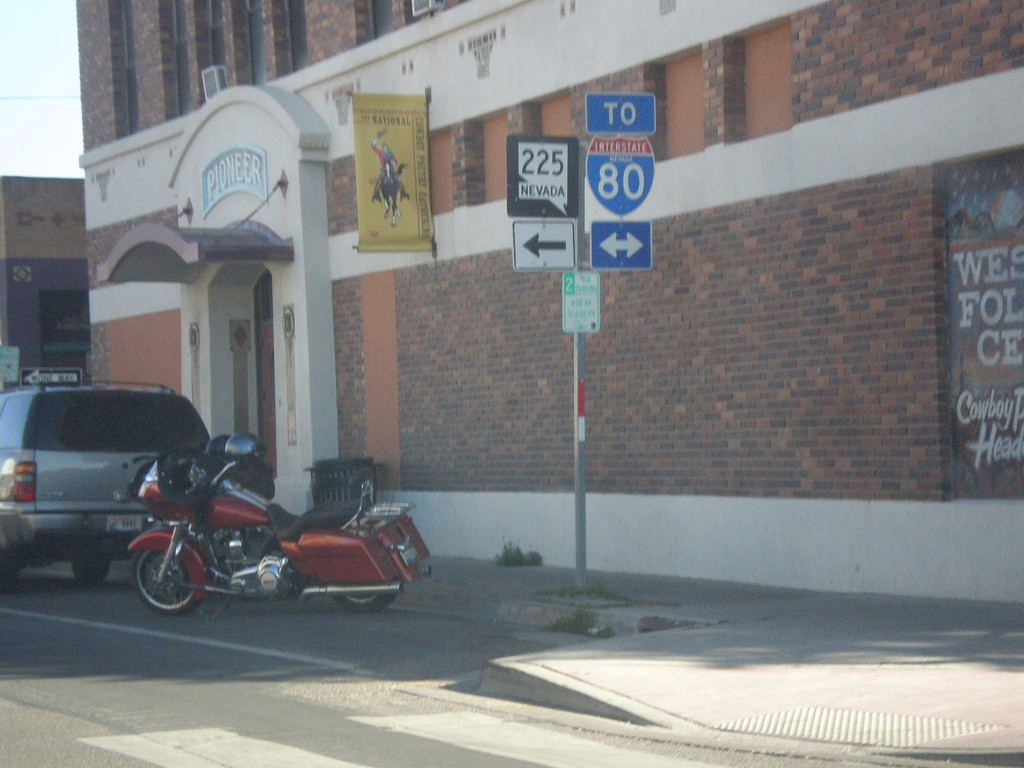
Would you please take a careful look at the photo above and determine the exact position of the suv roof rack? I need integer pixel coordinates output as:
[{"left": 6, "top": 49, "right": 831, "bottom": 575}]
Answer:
[
  {"left": 5, "top": 381, "right": 177, "bottom": 394},
  {"left": 85, "top": 381, "right": 177, "bottom": 393}
]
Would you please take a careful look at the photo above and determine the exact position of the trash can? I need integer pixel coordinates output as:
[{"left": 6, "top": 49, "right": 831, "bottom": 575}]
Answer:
[{"left": 307, "top": 458, "right": 377, "bottom": 506}]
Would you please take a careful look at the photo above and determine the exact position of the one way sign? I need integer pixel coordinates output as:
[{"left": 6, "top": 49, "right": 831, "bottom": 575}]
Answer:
[{"left": 513, "top": 220, "right": 576, "bottom": 271}]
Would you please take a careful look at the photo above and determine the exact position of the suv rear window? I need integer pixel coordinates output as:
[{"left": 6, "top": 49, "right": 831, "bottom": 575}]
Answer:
[{"left": 30, "top": 391, "right": 209, "bottom": 452}]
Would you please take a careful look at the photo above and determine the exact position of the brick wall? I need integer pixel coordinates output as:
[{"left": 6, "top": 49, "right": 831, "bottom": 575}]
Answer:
[
  {"left": 395, "top": 253, "right": 575, "bottom": 491},
  {"left": 327, "top": 157, "right": 357, "bottom": 235},
  {"left": 0, "top": 178, "right": 85, "bottom": 260},
  {"left": 593, "top": 167, "right": 946, "bottom": 500},
  {"left": 332, "top": 276, "right": 369, "bottom": 457},
  {"left": 390, "top": 168, "right": 947, "bottom": 500},
  {"left": 77, "top": 0, "right": 117, "bottom": 150},
  {"left": 306, "top": 1, "right": 358, "bottom": 65},
  {"left": 792, "top": 0, "right": 1024, "bottom": 122}
]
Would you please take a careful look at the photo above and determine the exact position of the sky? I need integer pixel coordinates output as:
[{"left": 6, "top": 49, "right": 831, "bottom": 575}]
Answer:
[{"left": 0, "top": 0, "right": 83, "bottom": 178}]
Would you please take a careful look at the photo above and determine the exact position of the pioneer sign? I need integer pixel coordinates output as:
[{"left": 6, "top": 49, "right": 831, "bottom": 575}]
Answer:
[{"left": 202, "top": 144, "right": 269, "bottom": 215}]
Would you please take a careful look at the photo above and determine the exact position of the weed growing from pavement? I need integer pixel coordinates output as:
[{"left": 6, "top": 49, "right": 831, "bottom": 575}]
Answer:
[
  {"left": 495, "top": 542, "right": 543, "bottom": 567},
  {"left": 544, "top": 582, "right": 630, "bottom": 604},
  {"left": 548, "top": 607, "right": 615, "bottom": 638}
]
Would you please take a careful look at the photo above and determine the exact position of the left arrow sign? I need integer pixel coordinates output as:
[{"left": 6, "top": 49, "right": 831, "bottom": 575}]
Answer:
[
  {"left": 513, "top": 220, "right": 576, "bottom": 272},
  {"left": 525, "top": 233, "right": 568, "bottom": 257}
]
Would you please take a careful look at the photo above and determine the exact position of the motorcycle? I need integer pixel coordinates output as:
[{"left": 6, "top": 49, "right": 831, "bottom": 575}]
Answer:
[{"left": 127, "top": 434, "right": 430, "bottom": 616}]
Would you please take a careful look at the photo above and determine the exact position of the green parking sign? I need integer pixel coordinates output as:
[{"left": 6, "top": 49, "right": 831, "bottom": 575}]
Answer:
[{"left": 562, "top": 272, "right": 600, "bottom": 334}]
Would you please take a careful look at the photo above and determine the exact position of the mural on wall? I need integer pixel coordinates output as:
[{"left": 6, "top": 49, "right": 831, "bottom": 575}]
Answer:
[
  {"left": 948, "top": 151, "right": 1024, "bottom": 498},
  {"left": 352, "top": 94, "right": 434, "bottom": 253}
]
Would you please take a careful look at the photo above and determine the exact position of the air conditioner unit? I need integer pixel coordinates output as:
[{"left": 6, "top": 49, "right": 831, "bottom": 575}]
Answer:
[
  {"left": 411, "top": 0, "right": 444, "bottom": 18},
  {"left": 201, "top": 65, "right": 228, "bottom": 100}
]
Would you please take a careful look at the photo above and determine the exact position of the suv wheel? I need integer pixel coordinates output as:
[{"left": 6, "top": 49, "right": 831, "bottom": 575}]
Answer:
[
  {"left": 0, "top": 549, "right": 24, "bottom": 592},
  {"left": 71, "top": 553, "right": 112, "bottom": 585}
]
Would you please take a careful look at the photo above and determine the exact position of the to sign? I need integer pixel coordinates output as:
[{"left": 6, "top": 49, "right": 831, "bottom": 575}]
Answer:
[
  {"left": 562, "top": 272, "right": 601, "bottom": 334},
  {"left": 586, "top": 93, "right": 657, "bottom": 136},
  {"left": 586, "top": 136, "right": 655, "bottom": 217},
  {"left": 506, "top": 136, "right": 579, "bottom": 218}
]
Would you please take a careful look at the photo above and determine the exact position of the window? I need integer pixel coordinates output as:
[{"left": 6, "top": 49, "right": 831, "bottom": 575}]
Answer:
[
  {"left": 371, "top": 0, "right": 394, "bottom": 38},
  {"left": 483, "top": 113, "right": 508, "bottom": 203},
  {"left": 208, "top": 0, "right": 226, "bottom": 66},
  {"left": 429, "top": 130, "right": 454, "bottom": 215},
  {"left": 0, "top": 396, "right": 32, "bottom": 450},
  {"left": 173, "top": 0, "right": 194, "bottom": 115},
  {"left": 115, "top": 0, "right": 139, "bottom": 134},
  {"left": 665, "top": 52, "right": 705, "bottom": 157},
  {"left": 745, "top": 23, "right": 792, "bottom": 139},
  {"left": 287, "top": 0, "right": 308, "bottom": 70},
  {"left": 36, "top": 392, "right": 208, "bottom": 452},
  {"left": 39, "top": 290, "right": 90, "bottom": 369},
  {"left": 246, "top": 0, "right": 267, "bottom": 84}
]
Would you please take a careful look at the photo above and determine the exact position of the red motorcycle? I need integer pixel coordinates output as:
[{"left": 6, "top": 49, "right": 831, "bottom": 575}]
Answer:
[{"left": 127, "top": 435, "right": 430, "bottom": 616}]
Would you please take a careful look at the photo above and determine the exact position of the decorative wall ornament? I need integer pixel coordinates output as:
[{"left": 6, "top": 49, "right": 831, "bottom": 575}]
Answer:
[
  {"left": 330, "top": 83, "right": 355, "bottom": 125},
  {"left": 466, "top": 29, "right": 498, "bottom": 79}
]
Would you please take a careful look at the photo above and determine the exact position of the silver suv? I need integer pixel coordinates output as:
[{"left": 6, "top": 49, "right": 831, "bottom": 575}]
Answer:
[{"left": 0, "top": 384, "right": 209, "bottom": 590}]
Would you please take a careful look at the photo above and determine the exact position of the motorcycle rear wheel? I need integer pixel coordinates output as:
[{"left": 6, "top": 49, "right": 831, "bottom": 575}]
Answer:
[
  {"left": 334, "top": 593, "right": 397, "bottom": 613},
  {"left": 132, "top": 550, "right": 200, "bottom": 615}
]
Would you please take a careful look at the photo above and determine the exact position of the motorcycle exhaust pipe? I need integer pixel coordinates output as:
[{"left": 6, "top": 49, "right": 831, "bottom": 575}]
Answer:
[{"left": 299, "top": 581, "right": 403, "bottom": 600}]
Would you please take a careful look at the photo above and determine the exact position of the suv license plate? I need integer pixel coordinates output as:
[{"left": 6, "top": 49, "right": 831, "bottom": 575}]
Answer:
[{"left": 107, "top": 515, "right": 143, "bottom": 532}]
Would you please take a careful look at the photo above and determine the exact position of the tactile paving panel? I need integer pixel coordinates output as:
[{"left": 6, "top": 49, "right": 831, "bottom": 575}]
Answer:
[{"left": 716, "top": 707, "right": 1002, "bottom": 748}]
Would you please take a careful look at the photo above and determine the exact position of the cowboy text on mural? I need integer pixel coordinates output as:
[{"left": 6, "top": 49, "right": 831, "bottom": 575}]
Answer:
[{"left": 957, "top": 387, "right": 1024, "bottom": 468}]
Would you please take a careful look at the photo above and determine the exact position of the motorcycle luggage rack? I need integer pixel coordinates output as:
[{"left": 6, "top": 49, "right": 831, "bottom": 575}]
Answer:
[{"left": 363, "top": 502, "right": 414, "bottom": 521}]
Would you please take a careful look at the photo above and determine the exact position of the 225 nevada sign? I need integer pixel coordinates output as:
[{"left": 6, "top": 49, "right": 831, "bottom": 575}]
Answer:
[{"left": 506, "top": 136, "right": 579, "bottom": 219}]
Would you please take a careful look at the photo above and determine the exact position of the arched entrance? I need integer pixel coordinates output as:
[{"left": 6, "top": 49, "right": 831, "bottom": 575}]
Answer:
[{"left": 91, "top": 85, "right": 338, "bottom": 512}]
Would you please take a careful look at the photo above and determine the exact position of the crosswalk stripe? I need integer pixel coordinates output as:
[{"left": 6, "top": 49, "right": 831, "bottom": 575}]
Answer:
[
  {"left": 81, "top": 728, "right": 365, "bottom": 768},
  {"left": 353, "top": 712, "right": 715, "bottom": 768},
  {"left": 82, "top": 714, "right": 719, "bottom": 768}
]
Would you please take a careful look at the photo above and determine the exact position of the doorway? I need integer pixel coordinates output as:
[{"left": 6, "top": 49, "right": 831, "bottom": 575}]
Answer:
[{"left": 254, "top": 271, "right": 276, "bottom": 472}]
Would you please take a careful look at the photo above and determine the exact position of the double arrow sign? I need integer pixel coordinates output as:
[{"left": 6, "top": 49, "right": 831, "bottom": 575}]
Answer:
[{"left": 590, "top": 220, "right": 652, "bottom": 270}]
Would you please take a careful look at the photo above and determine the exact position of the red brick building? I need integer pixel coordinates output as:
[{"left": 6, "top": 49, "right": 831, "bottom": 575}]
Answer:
[{"left": 78, "top": 0, "right": 1024, "bottom": 599}]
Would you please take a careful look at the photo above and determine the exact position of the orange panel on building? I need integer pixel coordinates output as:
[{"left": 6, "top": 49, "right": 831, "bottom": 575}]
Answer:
[{"left": 105, "top": 310, "right": 183, "bottom": 392}]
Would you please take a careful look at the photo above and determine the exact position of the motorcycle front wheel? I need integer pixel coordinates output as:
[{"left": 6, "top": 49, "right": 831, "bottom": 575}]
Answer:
[{"left": 132, "top": 549, "right": 200, "bottom": 615}]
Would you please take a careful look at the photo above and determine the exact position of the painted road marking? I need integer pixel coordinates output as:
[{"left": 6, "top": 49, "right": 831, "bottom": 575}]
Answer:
[
  {"left": 82, "top": 728, "right": 363, "bottom": 768},
  {"left": 354, "top": 712, "right": 715, "bottom": 768},
  {"left": 0, "top": 608, "right": 360, "bottom": 672}
]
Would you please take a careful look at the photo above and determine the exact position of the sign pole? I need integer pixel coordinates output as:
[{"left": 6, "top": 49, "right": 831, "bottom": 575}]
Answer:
[{"left": 574, "top": 141, "right": 587, "bottom": 590}]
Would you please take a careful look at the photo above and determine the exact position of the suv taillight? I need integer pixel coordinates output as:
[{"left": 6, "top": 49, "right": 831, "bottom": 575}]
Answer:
[{"left": 14, "top": 461, "right": 36, "bottom": 502}]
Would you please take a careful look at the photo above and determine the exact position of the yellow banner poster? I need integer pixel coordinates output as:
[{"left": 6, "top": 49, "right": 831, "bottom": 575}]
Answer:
[{"left": 353, "top": 93, "right": 434, "bottom": 253}]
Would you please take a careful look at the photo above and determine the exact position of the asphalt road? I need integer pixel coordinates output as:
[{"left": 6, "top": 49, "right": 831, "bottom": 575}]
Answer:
[{"left": 0, "top": 563, "right": 961, "bottom": 768}]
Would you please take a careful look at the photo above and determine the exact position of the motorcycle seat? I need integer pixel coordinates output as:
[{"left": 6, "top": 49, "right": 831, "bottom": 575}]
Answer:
[{"left": 267, "top": 499, "right": 362, "bottom": 541}]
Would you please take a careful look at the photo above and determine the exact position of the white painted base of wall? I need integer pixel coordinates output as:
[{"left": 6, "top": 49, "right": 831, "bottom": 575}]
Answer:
[{"left": 399, "top": 492, "right": 1024, "bottom": 603}]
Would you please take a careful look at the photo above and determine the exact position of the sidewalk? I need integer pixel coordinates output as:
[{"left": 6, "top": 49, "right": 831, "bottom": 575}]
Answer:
[{"left": 401, "top": 556, "right": 1024, "bottom": 759}]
